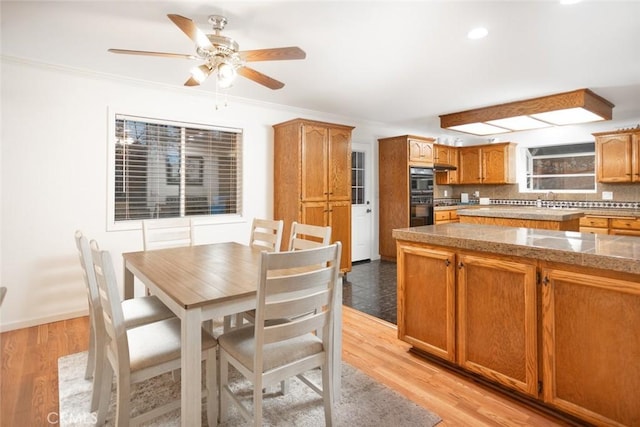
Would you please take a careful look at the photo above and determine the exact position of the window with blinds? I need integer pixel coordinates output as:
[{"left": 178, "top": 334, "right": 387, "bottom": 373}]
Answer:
[
  {"left": 524, "top": 142, "right": 595, "bottom": 193},
  {"left": 113, "top": 114, "right": 242, "bottom": 222}
]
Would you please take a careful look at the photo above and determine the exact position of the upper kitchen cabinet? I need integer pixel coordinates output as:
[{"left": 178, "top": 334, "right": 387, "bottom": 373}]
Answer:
[
  {"left": 594, "top": 129, "right": 640, "bottom": 183},
  {"left": 458, "top": 142, "right": 517, "bottom": 184},
  {"left": 273, "top": 118, "right": 354, "bottom": 273},
  {"left": 408, "top": 136, "right": 436, "bottom": 166},
  {"left": 435, "top": 144, "right": 459, "bottom": 185}
]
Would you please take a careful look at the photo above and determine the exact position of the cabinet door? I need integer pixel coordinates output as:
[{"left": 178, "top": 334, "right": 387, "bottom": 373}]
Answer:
[
  {"left": 328, "top": 200, "right": 352, "bottom": 272},
  {"left": 540, "top": 268, "right": 640, "bottom": 426},
  {"left": 458, "top": 147, "right": 481, "bottom": 184},
  {"left": 633, "top": 134, "right": 640, "bottom": 182},
  {"left": 482, "top": 145, "right": 508, "bottom": 184},
  {"left": 457, "top": 253, "right": 538, "bottom": 396},
  {"left": 300, "top": 125, "right": 328, "bottom": 201},
  {"left": 300, "top": 201, "right": 328, "bottom": 229},
  {"left": 328, "top": 127, "right": 352, "bottom": 201},
  {"left": 408, "top": 140, "right": 434, "bottom": 165},
  {"left": 596, "top": 134, "right": 633, "bottom": 183},
  {"left": 397, "top": 243, "right": 456, "bottom": 362}
]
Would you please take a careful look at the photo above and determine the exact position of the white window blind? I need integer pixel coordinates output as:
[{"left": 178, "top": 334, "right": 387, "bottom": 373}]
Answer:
[
  {"left": 114, "top": 114, "right": 242, "bottom": 222},
  {"left": 525, "top": 142, "right": 595, "bottom": 193}
]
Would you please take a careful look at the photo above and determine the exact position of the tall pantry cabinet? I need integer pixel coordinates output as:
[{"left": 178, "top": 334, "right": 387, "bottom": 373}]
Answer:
[{"left": 273, "top": 118, "right": 355, "bottom": 273}]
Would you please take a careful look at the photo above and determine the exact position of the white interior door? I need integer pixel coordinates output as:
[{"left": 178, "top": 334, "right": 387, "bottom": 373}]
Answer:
[{"left": 351, "top": 143, "right": 373, "bottom": 262}]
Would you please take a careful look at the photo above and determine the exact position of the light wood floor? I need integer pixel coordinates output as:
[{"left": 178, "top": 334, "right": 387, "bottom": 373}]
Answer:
[{"left": 1, "top": 307, "right": 574, "bottom": 426}]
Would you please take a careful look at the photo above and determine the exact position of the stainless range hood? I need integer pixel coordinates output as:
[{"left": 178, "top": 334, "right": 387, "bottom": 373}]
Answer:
[{"left": 434, "top": 163, "right": 457, "bottom": 171}]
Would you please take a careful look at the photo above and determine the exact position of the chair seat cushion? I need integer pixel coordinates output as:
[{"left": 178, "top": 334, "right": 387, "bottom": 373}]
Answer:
[
  {"left": 218, "top": 323, "right": 323, "bottom": 372},
  {"left": 122, "top": 296, "right": 174, "bottom": 329},
  {"left": 127, "top": 317, "right": 217, "bottom": 372}
]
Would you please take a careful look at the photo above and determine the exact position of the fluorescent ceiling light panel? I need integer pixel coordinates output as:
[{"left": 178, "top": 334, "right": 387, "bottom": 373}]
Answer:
[
  {"left": 530, "top": 107, "right": 605, "bottom": 125},
  {"left": 439, "top": 88, "right": 613, "bottom": 136},
  {"left": 447, "top": 123, "right": 511, "bottom": 136},
  {"left": 486, "top": 115, "right": 551, "bottom": 131}
]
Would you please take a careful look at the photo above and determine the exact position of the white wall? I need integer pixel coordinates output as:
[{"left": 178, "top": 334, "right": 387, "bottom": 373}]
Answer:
[{"left": 0, "top": 57, "right": 426, "bottom": 331}]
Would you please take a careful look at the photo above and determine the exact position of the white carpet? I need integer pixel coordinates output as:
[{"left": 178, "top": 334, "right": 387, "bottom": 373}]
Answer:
[{"left": 58, "top": 351, "right": 441, "bottom": 426}]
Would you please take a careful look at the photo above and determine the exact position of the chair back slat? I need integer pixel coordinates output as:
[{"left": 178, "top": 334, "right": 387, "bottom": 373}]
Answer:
[
  {"left": 287, "top": 222, "right": 331, "bottom": 251},
  {"left": 142, "top": 218, "right": 193, "bottom": 250},
  {"left": 250, "top": 218, "right": 284, "bottom": 252}
]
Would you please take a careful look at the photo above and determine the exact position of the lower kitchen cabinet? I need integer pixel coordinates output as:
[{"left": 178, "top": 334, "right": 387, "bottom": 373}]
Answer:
[
  {"left": 457, "top": 253, "right": 539, "bottom": 396},
  {"left": 397, "top": 243, "right": 456, "bottom": 362},
  {"left": 540, "top": 266, "right": 640, "bottom": 427}
]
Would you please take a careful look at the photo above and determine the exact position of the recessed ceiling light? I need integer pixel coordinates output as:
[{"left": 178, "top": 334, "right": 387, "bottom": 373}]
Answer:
[{"left": 467, "top": 27, "right": 488, "bottom": 40}]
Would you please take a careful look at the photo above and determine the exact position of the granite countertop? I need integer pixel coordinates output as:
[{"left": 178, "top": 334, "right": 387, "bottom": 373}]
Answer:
[
  {"left": 392, "top": 223, "right": 640, "bottom": 275},
  {"left": 434, "top": 204, "right": 640, "bottom": 219},
  {"left": 456, "top": 207, "right": 585, "bottom": 221}
]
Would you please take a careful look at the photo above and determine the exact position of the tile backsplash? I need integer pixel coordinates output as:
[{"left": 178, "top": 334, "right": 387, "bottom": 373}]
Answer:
[{"left": 435, "top": 183, "right": 640, "bottom": 208}]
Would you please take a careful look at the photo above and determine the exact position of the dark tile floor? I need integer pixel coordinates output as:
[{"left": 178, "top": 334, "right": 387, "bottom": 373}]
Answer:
[{"left": 342, "top": 259, "right": 397, "bottom": 324}]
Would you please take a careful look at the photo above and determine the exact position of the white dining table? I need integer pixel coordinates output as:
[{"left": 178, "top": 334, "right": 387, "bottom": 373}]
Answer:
[{"left": 122, "top": 241, "right": 342, "bottom": 427}]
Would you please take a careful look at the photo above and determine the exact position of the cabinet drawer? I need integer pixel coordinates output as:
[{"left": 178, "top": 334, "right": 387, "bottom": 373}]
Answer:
[
  {"left": 579, "top": 216, "right": 609, "bottom": 228},
  {"left": 610, "top": 228, "right": 640, "bottom": 236},
  {"left": 435, "top": 211, "right": 450, "bottom": 222},
  {"left": 610, "top": 217, "right": 640, "bottom": 231},
  {"left": 580, "top": 226, "right": 609, "bottom": 235},
  {"left": 450, "top": 210, "right": 459, "bottom": 220}
]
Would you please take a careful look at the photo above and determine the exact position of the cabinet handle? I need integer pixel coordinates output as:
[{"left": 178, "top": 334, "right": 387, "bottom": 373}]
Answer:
[
  {"left": 445, "top": 259, "right": 450, "bottom": 266},
  {"left": 458, "top": 261, "right": 464, "bottom": 269},
  {"left": 542, "top": 275, "right": 550, "bottom": 286}
]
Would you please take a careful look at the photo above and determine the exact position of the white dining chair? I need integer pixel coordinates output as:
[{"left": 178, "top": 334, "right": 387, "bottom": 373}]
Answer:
[
  {"left": 288, "top": 221, "right": 332, "bottom": 251},
  {"left": 249, "top": 218, "right": 284, "bottom": 253},
  {"left": 74, "top": 231, "right": 175, "bottom": 412},
  {"left": 142, "top": 217, "right": 193, "bottom": 250},
  {"left": 218, "top": 242, "right": 342, "bottom": 426},
  {"left": 90, "top": 240, "right": 218, "bottom": 427}
]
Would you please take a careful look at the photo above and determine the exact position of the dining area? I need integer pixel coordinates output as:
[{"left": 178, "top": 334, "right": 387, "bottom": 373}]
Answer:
[{"left": 75, "top": 217, "right": 343, "bottom": 426}]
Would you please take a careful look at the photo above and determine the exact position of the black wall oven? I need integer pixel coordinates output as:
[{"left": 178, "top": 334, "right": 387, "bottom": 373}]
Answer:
[{"left": 409, "top": 167, "right": 434, "bottom": 227}]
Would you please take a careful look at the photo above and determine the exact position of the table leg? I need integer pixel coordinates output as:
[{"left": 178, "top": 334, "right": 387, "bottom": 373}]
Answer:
[
  {"left": 181, "top": 308, "right": 202, "bottom": 426},
  {"left": 123, "top": 266, "right": 134, "bottom": 300}
]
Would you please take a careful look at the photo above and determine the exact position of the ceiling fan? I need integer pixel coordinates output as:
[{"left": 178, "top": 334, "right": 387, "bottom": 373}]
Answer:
[{"left": 108, "top": 14, "right": 306, "bottom": 90}]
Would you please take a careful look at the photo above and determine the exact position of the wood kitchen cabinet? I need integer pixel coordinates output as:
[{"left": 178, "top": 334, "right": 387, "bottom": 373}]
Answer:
[
  {"left": 579, "top": 214, "right": 640, "bottom": 236},
  {"left": 378, "top": 134, "right": 436, "bottom": 260},
  {"left": 434, "top": 144, "right": 459, "bottom": 185},
  {"left": 273, "top": 118, "right": 354, "bottom": 272},
  {"left": 408, "top": 137, "right": 435, "bottom": 166},
  {"left": 540, "top": 265, "right": 640, "bottom": 426},
  {"left": 457, "top": 253, "right": 538, "bottom": 396},
  {"left": 434, "top": 208, "right": 459, "bottom": 224},
  {"left": 397, "top": 242, "right": 456, "bottom": 362},
  {"left": 594, "top": 129, "right": 640, "bottom": 183},
  {"left": 458, "top": 142, "right": 516, "bottom": 184}
]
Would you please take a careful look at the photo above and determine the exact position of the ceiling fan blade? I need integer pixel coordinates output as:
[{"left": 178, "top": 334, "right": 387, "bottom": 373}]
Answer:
[
  {"left": 108, "top": 49, "right": 199, "bottom": 60},
  {"left": 184, "top": 76, "right": 200, "bottom": 87},
  {"left": 239, "top": 47, "right": 306, "bottom": 62},
  {"left": 167, "top": 14, "right": 214, "bottom": 50},
  {"left": 237, "top": 66, "right": 285, "bottom": 90}
]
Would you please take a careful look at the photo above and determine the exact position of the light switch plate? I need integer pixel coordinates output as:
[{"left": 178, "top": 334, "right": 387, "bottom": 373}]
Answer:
[{"left": 602, "top": 191, "right": 613, "bottom": 200}]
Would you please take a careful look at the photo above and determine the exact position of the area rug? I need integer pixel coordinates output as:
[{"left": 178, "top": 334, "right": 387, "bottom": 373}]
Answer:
[{"left": 58, "top": 351, "right": 441, "bottom": 426}]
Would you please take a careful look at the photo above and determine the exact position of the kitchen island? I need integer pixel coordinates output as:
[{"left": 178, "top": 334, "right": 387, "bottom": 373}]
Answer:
[
  {"left": 456, "top": 206, "right": 585, "bottom": 231},
  {"left": 393, "top": 223, "right": 640, "bottom": 426}
]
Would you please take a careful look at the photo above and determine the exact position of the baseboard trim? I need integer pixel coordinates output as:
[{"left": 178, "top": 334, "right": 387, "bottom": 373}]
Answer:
[{"left": 0, "top": 309, "right": 88, "bottom": 333}]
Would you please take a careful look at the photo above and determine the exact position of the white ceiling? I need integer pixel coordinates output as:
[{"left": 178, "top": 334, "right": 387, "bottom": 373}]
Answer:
[{"left": 2, "top": 1, "right": 640, "bottom": 135}]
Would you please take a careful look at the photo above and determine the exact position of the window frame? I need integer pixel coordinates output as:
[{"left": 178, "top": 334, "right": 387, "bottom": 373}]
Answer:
[
  {"left": 107, "top": 109, "right": 245, "bottom": 231},
  {"left": 520, "top": 142, "right": 597, "bottom": 194}
]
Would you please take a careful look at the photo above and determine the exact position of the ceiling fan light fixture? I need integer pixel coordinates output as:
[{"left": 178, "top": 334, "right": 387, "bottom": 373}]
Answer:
[
  {"left": 439, "top": 88, "right": 614, "bottom": 136},
  {"left": 217, "top": 61, "right": 237, "bottom": 88},
  {"left": 190, "top": 64, "right": 212, "bottom": 84}
]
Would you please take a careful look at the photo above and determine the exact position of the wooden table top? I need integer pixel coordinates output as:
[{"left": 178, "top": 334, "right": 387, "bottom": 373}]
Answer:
[{"left": 123, "top": 242, "right": 262, "bottom": 309}]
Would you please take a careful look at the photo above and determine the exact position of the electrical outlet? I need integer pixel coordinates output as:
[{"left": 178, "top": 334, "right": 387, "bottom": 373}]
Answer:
[
  {"left": 444, "top": 190, "right": 448, "bottom": 197},
  {"left": 602, "top": 191, "right": 613, "bottom": 200},
  {"left": 473, "top": 191, "right": 480, "bottom": 197}
]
